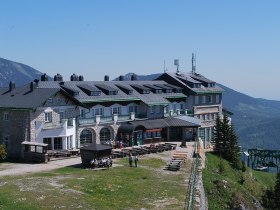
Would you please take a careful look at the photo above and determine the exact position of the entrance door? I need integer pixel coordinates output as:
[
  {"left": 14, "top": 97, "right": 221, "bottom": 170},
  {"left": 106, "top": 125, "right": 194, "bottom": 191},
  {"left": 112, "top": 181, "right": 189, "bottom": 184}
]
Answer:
[{"left": 133, "top": 131, "right": 143, "bottom": 146}]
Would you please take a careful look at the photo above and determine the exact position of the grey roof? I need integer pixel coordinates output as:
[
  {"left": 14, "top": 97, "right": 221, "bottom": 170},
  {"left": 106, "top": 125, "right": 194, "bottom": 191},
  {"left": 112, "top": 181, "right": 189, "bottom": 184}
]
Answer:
[
  {"left": 129, "top": 116, "right": 200, "bottom": 130},
  {"left": 174, "top": 115, "right": 201, "bottom": 126},
  {"left": 157, "top": 72, "right": 224, "bottom": 94},
  {"left": 0, "top": 83, "right": 85, "bottom": 110},
  {"left": 37, "top": 80, "right": 186, "bottom": 105},
  {"left": 0, "top": 84, "right": 60, "bottom": 109}
]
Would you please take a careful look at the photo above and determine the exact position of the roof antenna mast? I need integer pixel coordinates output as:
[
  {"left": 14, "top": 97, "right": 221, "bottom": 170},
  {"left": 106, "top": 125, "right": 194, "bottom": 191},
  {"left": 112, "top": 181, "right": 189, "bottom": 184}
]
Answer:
[
  {"left": 174, "top": 59, "right": 179, "bottom": 74},
  {"left": 192, "top": 53, "right": 196, "bottom": 74},
  {"left": 163, "top": 60, "right": 166, "bottom": 73}
]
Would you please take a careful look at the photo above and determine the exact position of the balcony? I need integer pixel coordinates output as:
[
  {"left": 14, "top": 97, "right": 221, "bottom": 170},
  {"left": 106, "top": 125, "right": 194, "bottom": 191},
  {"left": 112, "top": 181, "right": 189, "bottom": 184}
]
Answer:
[
  {"left": 43, "top": 119, "right": 74, "bottom": 130},
  {"left": 164, "top": 109, "right": 194, "bottom": 117},
  {"left": 78, "top": 113, "right": 136, "bottom": 125}
]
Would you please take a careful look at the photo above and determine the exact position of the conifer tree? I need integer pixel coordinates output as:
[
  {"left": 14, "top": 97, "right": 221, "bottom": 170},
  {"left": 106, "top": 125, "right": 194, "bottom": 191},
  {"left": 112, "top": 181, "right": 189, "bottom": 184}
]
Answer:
[
  {"left": 227, "top": 125, "right": 241, "bottom": 169},
  {"left": 213, "top": 114, "right": 241, "bottom": 169},
  {"left": 213, "top": 115, "right": 223, "bottom": 155}
]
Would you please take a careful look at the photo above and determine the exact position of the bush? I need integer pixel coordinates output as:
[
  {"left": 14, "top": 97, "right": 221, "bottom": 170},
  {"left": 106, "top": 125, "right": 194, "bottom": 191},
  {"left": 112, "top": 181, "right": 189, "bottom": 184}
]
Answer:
[
  {"left": 241, "top": 161, "right": 246, "bottom": 172},
  {"left": 218, "top": 157, "right": 226, "bottom": 174},
  {"left": 0, "top": 144, "right": 7, "bottom": 161}
]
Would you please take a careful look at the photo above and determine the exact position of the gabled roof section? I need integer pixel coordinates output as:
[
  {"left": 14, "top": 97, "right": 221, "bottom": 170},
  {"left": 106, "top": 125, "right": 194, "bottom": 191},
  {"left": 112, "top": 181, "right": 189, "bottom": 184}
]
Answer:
[
  {"left": 0, "top": 83, "right": 86, "bottom": 110},
  {"left": 155, "top": 72, "right": 224, "bottom": 94},
  {"left": 115, "top": 84, "right": 133, "bottom": 95},
  {"left": 78, "top": 84, "right": 101, "bottom": 96}
]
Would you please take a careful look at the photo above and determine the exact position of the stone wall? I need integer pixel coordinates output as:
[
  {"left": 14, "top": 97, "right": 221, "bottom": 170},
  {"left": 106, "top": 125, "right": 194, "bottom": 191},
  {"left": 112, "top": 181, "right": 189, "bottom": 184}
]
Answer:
[{"left": 0, "top": 109, "right": 30, "bottom": 159}]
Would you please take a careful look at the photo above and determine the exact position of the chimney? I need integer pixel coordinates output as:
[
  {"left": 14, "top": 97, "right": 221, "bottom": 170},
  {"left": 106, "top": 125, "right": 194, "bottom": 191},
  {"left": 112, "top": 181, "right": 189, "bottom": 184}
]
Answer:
[
  {"left": 30, "top": 82, "right": 34, "bottom": 92},
  {"left": 70, "top": 73, "right": 79, "bottom": 81},
  {"left": 9, "top": 81, "right": 15, "bottom": 91},
  {"left": 131, "top": 74, "right": 137, "bottom": 81},
  {"left": 41, "top": 73, "right": 48, "bottom": 81},
  {"left": 119, "top": 75, "right": 124, "bottom": 81},
  {"left": 54, "top": 73, "right": 63, "bottom": 81},
  {"left": 79, "top": 75, "right": 84, "bottom": 81},
  {"left": 104, "top": 75, "right": 109, "bottom": 81}
]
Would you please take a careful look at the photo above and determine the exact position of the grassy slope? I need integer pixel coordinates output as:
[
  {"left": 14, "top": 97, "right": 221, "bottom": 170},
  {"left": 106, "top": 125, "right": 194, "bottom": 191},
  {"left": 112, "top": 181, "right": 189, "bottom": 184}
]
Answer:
[
  {"left": 0, "top": 157, "right": 191, "bottom": 210},
  {"left": 203, "top": 153, "right": 276, "bottom": 210}
]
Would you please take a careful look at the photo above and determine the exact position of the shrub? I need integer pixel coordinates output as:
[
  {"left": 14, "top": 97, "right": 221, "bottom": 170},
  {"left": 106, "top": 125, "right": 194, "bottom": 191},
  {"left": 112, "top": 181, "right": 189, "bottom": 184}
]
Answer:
[{"left": 0, "top": 144, "right": 7, "bottom": 161}]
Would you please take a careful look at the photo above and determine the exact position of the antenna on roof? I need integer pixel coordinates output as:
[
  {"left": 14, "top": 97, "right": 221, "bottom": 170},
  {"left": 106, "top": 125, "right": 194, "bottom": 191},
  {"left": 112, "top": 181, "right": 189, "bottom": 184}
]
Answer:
[
  {"left": 174, "top": 59, "right": 179, "bottom": 73},
  {"left": 163, "top": 60, "right": 166, "bottom": 73},
  {"left": 192, "top": 53, "right": 196, "bottom": 74}
]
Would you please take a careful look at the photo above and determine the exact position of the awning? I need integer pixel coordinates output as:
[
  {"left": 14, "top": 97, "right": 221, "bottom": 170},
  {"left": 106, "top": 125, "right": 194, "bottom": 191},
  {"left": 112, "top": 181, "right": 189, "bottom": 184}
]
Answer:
[
  {"left": 118, "top": 123, "right": 136, "bottom": 133},
  {"left": 21, "top": 141, "right": 48, "bottom": 147},
  {"left": 130, "top": 119, "right": 168, "bottom": 130},
  {"left": 129, "top": 116, "right": 201, "bottom": 130}
]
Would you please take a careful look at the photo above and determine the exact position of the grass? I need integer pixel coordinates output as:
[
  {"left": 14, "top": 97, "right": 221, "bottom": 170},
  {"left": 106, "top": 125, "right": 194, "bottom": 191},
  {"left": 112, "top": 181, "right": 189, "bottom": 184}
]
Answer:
[
  {"left": 0, "top": 155, "right": 191, "bottom": 210},
  {"left": 203, "top": 152, "right": 276, "bottom": 210}
]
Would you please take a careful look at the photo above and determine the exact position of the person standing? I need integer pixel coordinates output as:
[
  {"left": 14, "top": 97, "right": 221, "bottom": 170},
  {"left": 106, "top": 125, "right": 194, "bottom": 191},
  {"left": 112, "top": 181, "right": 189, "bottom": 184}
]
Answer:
[
  {"left": 135, "top": 155, "right": 138, "bottom": 167},
  {"left": 129, "top": 154, "right": 133, "bottom": 167}
]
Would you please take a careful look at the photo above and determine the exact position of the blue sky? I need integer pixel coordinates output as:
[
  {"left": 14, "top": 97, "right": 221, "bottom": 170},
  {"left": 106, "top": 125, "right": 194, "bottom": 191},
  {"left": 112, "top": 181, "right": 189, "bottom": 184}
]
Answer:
[{"left": 1, "top": 0, "right": 280, "bottom": 100}]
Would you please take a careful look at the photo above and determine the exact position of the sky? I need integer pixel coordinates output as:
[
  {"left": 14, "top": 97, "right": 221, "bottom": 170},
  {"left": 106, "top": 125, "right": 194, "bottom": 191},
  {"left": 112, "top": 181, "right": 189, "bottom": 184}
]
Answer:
[{"left": 0, "top": 0, "right": 280, "bottom": 100}]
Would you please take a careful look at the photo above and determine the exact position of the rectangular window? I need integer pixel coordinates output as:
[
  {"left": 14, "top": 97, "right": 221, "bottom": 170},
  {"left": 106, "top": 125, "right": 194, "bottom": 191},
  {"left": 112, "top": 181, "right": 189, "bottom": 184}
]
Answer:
[
  {"left": 80, "top": 109, "right": 85, "bottom": 118},
  {"left": 180, "top": 103, "right": 184, "bottom": 110},
  {"left": 112, "top": 107, "right": 121, "bottom": 115},
  {"left": 195, "top": 96, "right": 199, "bottom": 105},
  {"left": 54, "top": 137, "right": 62, "bottom": 150},
  {"left": 199, "top": 128, "right": 205, "bottom": 141},
  {"left": 45, "top": 112, "right": 52, "bottom": 123},
  {"left": 59, "top": 112, "right": 64, "bottom": 123},
  {"left": 3, "top": 113, "right": 9, "bottom": 121},
  {"left": 207, "top": 95, "right": 213, "bottom": 103},
  {"left": 146, "top": 132, "right": 152, "bottom": 138},
  {"left": 43, "top": 138, "right": 52, "bottom": 150},
  {"left": 93, "top": 108, "right": 103, "bottom": 116},
  {"left": 202, "top": 96, "right": 206, "bottom": 104},
  {"left": 216, "top": 95, "right": 220, "bottom": 103}
]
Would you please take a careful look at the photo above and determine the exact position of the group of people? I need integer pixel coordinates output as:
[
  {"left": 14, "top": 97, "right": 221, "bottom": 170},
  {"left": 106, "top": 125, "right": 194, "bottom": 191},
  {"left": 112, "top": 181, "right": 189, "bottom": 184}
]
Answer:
[
  {"left": 90, "top": 157, "right": 113, "bottom": 169},
  {"left": 128, "top": 154, "right": 139, "bottom": 167}
]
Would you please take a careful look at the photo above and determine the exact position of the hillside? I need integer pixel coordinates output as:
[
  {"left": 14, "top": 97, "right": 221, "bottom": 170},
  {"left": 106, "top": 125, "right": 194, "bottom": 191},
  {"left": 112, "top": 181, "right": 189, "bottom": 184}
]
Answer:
[
  {"left": 203, "top": 153, "right": 276, "bottom": 209},
  {"left": 0, "top": 57, "right": 43, "bottom": 87}
]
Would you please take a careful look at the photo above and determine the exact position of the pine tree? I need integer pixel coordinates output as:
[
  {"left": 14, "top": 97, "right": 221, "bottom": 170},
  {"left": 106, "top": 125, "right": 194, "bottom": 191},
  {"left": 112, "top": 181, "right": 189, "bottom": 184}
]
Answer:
[
  {"left": 221, "top": 114, "right": 230, "bottom": 159},
  {"left": 227, "top": 125, "right": 241, "bottom": 169},
  {"left": 213, "top": 114, "right": 241, "bottom": 169},
  {"left": 213, "top": 115, "right": 223, "bottom": 155}
]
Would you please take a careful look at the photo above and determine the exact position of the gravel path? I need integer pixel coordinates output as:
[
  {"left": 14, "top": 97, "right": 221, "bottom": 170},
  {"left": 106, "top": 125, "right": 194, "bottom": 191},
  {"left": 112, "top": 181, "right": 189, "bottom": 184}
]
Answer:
[
  {"left": 0, "top": 157, "right": 82, "bottom": 177},
  {"left": 0, "top": 142, "right": 196, "bottom": 177}
]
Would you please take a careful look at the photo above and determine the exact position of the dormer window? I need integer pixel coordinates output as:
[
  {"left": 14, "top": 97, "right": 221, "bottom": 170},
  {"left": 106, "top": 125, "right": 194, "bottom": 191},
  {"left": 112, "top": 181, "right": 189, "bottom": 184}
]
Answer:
[
  {"left": 109, "top": 91, "right": 118, "bottom": 95},
  {"left": 143, "top": 90, "right": 150, "bottom": 94},
  {"left": 92, "top": 91, "right": 101, "bottom": 96},
  {"left": 48, "top": 98, "right": 53, "bottom": 103},
  {"left": 209, "top": 83, "right": 215, "bottom": 87}
]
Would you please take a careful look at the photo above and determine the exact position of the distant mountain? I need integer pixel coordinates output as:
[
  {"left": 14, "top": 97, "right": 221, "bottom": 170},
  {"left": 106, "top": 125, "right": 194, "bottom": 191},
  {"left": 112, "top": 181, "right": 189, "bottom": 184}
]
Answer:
[
  {"left": 0, "top": 57, "right": 44, "bottom": 87},
  {"left": 114, "top": 73, "right": 162, "bottom": 81},
  {"left": 118, "top": 73, "right": 280, "bottom": 150}
]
